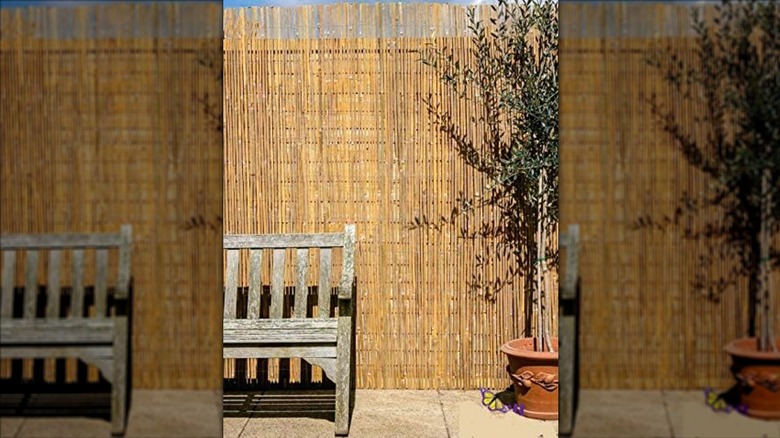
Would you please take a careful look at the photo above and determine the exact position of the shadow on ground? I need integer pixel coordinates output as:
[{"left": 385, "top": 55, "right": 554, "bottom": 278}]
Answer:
[
  {"left": 224, "top": 389, "right": 336, "bottom": 421},
  {"left": 223, "top": 372, "right": 357, "bottom": 424},
  {"left": 0, "top": 380, "right": 111, "bottom": 421}
]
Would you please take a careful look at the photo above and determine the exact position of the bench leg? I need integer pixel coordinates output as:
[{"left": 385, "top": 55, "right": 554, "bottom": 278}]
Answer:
[
  {"left": 335, "top": 314, "right": 352, "bottom": 436},
  {"left": 112, "top": 316, "right": 129, "bottom": 437}
]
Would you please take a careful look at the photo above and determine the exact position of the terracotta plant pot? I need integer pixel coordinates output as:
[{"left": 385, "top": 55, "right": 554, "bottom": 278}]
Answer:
[
  {"left": 724, "top": 337, "right": 780, "bottom": 419},
  {"left": 501, "top": 337, "right": 559, "bottom": 420}
]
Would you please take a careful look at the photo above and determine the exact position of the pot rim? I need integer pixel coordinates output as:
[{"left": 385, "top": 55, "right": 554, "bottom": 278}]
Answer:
[
  {"left": 501, "top": 337, "right": 559, "bottom": 359},
  {"left": 724, "top": 337, "right": 780, "bottom": 360}
]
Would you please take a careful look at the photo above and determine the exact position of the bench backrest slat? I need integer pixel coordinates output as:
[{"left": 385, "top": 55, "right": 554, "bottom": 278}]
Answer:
[
  {"left": 70, "top": 249, "right": 85, "bottom": 318},
  {"left": 0, "top": 225, "right": 132, "bottom": 319},
  {"left": 223, "top": 225, "right": 355, "bottom": 321},
  {"left": 294, "top": 249, "right": 308, "bottom": 318},
  {"left": 46, "top": 250, "right": 61, "bottom": 318},
  {"left": 24, "top": 250, "right": 39, "bottom": 318},
  {"left": 248, "top": 249, "right": 263, "bottom": 319},
  {"left": 95, "top": 249, "right": 108, "bottom": 317},
  {"left": 1, "top": 252, "right": 16, "bottom": 318},
  {"left": 318, "top": 248, "right": 331, "bottom": 319},
  {"left": 270, "top": 249, "right": 285, "bottom": 319},
  {"left": 224, "top": 249, "right": 239, "bottom": 319}
]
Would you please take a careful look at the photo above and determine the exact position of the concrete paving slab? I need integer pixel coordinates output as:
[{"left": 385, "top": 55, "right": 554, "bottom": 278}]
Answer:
[
  {"left": 0, "top": 418, "right": 24, "bottom": 438},
  {"left": 355, "top": 389, "right": 441, "bottom": 411},
  {"left": 437, "top": 390, "right": 473, "bottom": 437},
  {"left": 348, "top": 400, "right": 448, "bottom": 438},
  {"left": 663, "top": 390, "right": 780, "bottom": 438},
  {"left": 348, "top": 390, "right": 448, "bottom": 437},
  {"left": 124, "top": 390, "right": 222, "bottom": 438},
  {"left": 239, "top": 417, "right": 333, "bottom": 438},
  {"left": 14, "top": 417, "right": 110, "bottom": 438},
  {"left": 458, "top": 400, "right": 558, "bottom": 438},
  {"left": 222, "top": 417, "right": 249, "bottom": 438},
  {"left": 228, "top": 390, "right": 451, "bottom": 438},
  {"left": 572, "top": 390, "right": 671, "bottom": 438}
]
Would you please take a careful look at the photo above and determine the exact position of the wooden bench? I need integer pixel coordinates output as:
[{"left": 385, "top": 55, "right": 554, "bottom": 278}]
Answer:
[
  {"left": 0, "top": 226, "right": 132, "bottom": 437},
  {"left": 558, "top": 224, "right": 580, "bottom": 436},
  {"left": 223, "top": 225, "right": 356, "bottom": 436}
]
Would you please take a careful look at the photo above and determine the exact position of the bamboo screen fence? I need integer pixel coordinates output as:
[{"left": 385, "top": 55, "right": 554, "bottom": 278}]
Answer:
[
  {"left": 223, "top": 3, "right": 558, "bottom": 390},
  {"left": 560, "top": 2, "right": 780, "bottom": 389},
  {"left": 0, "top": 3, "right": 223, "bottom": 390}
]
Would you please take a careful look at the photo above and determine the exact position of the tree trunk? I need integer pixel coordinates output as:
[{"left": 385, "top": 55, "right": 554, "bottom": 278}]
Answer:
[
  {"left": 535, "top": 169, "right": 545, "bottom": 351},
  {"left": 540, "top": 170, "right": 554, "bottom": 353},
  {"left": 748, "top": 235, "right": 761, "bottom": 340},
  {"left": 758, "top": 165, "right": 776, "bottom": 352}
]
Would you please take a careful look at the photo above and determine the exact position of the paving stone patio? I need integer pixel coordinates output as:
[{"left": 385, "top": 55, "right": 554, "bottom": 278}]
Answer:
[
  {"left": 2, "top": 389, "right": 779, "bottom": 437},
  {"left": 224, "top": 389, "right": 780, "bottom": 438},
  {"left": 223, "top": 389, "right": 557, "bottom": 438}
]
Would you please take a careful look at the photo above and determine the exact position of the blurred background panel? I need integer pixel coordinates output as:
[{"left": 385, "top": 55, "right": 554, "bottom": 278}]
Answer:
[
  {"left": 559, "top": 0, "right": 780, "bottom": 391},
  {"left": 0, "top": 1, "right": 223, "bottom": 391}
]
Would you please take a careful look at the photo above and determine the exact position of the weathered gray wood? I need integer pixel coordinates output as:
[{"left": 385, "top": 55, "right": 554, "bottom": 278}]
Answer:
[
  {"left": 95, "top": 249, "right": 108, "bottom": 317},
  {"left": 302, "top": 357, "right": 336, "bottom": 381},
  {"left": 559, "top": 223, "right": 581, "bottom": 437},
  {"left": 46, "top": 250, "right": 61, "bottom": 318},
  {"left": 224, "top": 250, "right": 240, "bottom": 319},
  {"left": 318, "top": 248, "right": 331, "bottom": 318},
  {"left": 223, "top": 318, "right": 338, "bottom": 344},
  {"left": 116, "top": 225, "right": 132, "bottom": 299},
  {"left": 270, "top": 249, "right": 285, "bottom": 319},
  {"left": 114, "top": 225, "right": 134, "bottom": 437},
  {"left": 559, "top": 315, "right": 575, "bottom": 436},
  {"left": 223, "top": 345, "right": 337, "bottom": 359},
  {"left": 338, "top": 224, "right": 356, "bottom": 300},
  {"left": 247, "top": 249, "right": 263, "bottom": 319},
  {"left": 294, "top": 248, "right": 308, "bottom": 318},
  {"left": 1, "top": 251, "right": 15, "bottom": 318},
  {"left": 24, "top": 250, "right": 39, "bottom": 319},
  {"left": 562, "top": 224, "right": 580, "bottom": 300},
  {"left": 87, "top": 358, "right": 114, "bottom": 383},
  {"left": 0, "top": 345, "right": 113, "bottom": 360},
  {"left": 70, "top": 249, "right": 85, "bottom": 318},
  {"left": 222, "top": 224, "right": 357, "bottom": 436},
  {"left": 1, "top": 318, "right": 115, "bottom": 344},
  {"left": 112, "top": 315, "right": 129, "bottom": 437},
  {"left": 224, "top": 233, "right": 345, "bottom": 249},
  {"left": 0, "top": 233, "right": 123, "bottom": 250},
  {"left": 335, "top": 306, "right": 352, "bottom": 435}
]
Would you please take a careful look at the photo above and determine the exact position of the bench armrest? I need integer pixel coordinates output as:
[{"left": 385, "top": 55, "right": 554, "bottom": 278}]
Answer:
[{"left": 337, "top": 224, "right": 356, "bottom": 300}]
